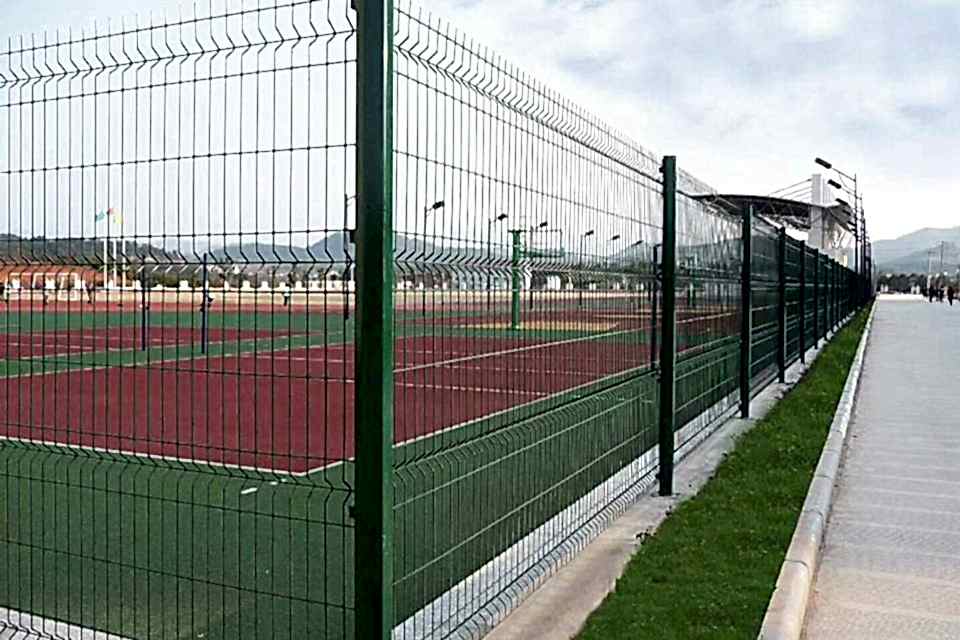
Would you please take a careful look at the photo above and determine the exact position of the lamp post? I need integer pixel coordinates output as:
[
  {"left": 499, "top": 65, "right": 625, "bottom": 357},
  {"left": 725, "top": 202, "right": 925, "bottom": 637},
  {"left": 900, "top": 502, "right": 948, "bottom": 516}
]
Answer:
[
  {"left": 422, "top": 200, "right": 445, "bottom": 313},
  {"left": 527, "top": 221, "right": 548, "bottom": 312},
  {"left": 487, "top": 213, "right": 508, "bottom": 307},
  {"left": 816, "top": 157, "right": 866, "bottom": 302},
  {"left": 578, "top": 229, "right": 595, "bottom": 309}
]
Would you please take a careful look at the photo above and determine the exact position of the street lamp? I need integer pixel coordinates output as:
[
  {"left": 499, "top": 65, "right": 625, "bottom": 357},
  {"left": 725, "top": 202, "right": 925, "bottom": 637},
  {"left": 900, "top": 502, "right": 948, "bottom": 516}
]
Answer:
[
  {"left": 487, "top": 213, "right": 508, "bottom": 306},
  {"left": 421, "top": 200, "right": 446, "bottom": 313},
  {"left": 815, "top": 156, "right": 865, "bottom": 301},
  {"left": 578, "top": 230, "right": 595, "bottom": 308}
]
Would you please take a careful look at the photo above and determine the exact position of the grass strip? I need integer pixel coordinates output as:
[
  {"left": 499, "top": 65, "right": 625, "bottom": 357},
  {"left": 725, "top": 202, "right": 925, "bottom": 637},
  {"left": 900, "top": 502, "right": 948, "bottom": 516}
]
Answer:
[{"left": 577, "top": 309, "right": 869, "bottom": 640}]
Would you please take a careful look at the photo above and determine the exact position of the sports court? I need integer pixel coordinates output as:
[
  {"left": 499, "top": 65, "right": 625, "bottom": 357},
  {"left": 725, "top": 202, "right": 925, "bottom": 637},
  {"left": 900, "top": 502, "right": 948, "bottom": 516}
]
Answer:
[{"left": 0, "top": 291, "right": 660, "bottom": 639}]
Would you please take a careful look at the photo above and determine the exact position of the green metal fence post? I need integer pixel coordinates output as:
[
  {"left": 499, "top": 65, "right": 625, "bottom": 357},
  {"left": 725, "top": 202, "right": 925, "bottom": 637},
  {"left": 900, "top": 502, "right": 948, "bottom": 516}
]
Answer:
[
  {"left": 777, "top": 228, "right": 787, "bottom": 383},
  {"left": 510, "top": 229, "right": 522, "bottom": 330},
  {"left": 799, "top": 245, "right": 806, "bottom": 363},
  {"left": 739, "top": 204, "right": 753, "bottom": 418},
  {"left": 658, "top": 156, "right": 677, "bottom": 497},
  {"left": 354, "top": 0, "right": 395, "bottom": 637}
]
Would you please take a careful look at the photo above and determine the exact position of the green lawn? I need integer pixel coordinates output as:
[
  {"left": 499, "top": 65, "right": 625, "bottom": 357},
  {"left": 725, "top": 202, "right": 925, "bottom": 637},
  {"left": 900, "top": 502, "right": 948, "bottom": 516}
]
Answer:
[{"left": 577, "top": 309, "right": 869, "bottom": 640}]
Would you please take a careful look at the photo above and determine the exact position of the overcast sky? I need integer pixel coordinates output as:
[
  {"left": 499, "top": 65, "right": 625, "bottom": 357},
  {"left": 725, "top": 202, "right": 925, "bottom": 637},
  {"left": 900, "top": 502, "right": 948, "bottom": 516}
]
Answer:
[{"left": 3, "top": 0, "right": 958, "bottom": 241}]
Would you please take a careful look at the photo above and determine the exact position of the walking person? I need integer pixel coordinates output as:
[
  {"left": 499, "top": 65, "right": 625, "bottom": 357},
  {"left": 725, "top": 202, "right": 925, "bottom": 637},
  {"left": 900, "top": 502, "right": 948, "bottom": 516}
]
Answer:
[{"left": 949, "top": 286, "right": 956, "bottom": 307}]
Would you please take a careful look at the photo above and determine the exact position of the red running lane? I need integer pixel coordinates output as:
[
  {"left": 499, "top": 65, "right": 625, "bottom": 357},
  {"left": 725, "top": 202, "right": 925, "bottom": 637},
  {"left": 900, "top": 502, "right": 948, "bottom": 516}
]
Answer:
[{"left": 0, "top": 336, "right": 646, "bottom": 473}]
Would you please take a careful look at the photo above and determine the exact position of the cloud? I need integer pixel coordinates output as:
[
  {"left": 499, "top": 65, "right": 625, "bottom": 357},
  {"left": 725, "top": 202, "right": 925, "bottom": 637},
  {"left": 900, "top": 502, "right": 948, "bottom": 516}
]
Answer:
[
  {"left": 425, "top": 0, "right": 960, "bottom": 240},
  {"left": 2, "top": 0, "right": 959, "bottom": 240}
]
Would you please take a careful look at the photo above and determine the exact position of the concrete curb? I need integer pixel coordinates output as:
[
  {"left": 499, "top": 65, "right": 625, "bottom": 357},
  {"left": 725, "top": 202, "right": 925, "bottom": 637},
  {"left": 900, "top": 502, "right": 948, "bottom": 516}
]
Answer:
[{"left": 757, "top": 301, "right": 877, "bottom": 640}]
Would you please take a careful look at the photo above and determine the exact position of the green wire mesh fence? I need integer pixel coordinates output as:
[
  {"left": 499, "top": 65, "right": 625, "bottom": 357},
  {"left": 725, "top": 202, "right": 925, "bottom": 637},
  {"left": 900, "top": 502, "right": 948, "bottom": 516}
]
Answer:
[
  {"left": 1, "top": 2, "right": 359, "bottom": 638},
  {"left": 0, "top": 1, "right": 870, "bottom": 639},
  {"left": 391, "top": 6, "right": 663, "bottom": 635}
]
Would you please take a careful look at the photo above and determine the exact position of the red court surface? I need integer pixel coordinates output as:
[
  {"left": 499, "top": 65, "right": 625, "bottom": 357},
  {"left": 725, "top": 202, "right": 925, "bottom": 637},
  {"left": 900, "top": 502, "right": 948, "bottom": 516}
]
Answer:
[
  {"left": 0, "top": 336, "right": 646, "bottom": 473},
  {"left": 0, "top": 326, "right": 281, "bottom": 359}
]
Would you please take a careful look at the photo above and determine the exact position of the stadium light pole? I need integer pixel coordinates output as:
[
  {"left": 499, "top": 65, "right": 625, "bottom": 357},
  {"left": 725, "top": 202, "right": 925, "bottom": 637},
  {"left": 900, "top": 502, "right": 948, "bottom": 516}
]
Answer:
[
  {"left": 579, "top": 229, "right": 595, "bottom": 308},
  {"left": 608, "top": 234, "right": 621, "bottom": 270},
  {"left": 630, "top": 240, "right": 644, "bottom": 305},
  {"left": 421, "top": 200, "right": 445, "bottom": 313},
  {"left": 815, "top": 157, "right": 862, "bottom": 301},
  {"left": 487, "top": 213, "right": 508, "bottom": 306},
  {"left": 527, "top": 221, "right": 549, "bottom": 311}
]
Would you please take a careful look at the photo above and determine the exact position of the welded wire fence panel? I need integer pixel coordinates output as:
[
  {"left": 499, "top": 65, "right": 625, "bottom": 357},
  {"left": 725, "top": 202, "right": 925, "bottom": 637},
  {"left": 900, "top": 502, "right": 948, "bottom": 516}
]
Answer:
[
  {"left": 390, "top": 5, "right": 665, "bottom": 636},
  {"left": 0, "top": 2, "right": 358, "bottom": 638},
  {"left": 673, "top": 193, "right": 740, "bottom": 445},
  {"left": 803, "top": 245, "right": 818, "bottom": 347},
  {"left": 784, "top": 236, "right": 803, "bottom": 366},
  {"left": 817, "top": 253, "right": 828, "bottom": 339},
  {"left": 749, "top": 216, "right": 780, "bottom": 393}
]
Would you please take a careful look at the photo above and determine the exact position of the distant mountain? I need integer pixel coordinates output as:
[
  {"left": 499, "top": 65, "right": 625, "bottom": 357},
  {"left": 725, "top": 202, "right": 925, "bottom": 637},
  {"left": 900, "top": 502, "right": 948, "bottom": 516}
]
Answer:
[
  {"left": 880, "top": 241, "right": 960, "bottom": 276},
  {"left": 211, "top": 242, "right": 316, "bottom": 264},
  {"left": 0, "top": 235, "right": 176, "bottom": 265},
  {"left": 874, "top": 227, "right": 960, "bottom": 270}
]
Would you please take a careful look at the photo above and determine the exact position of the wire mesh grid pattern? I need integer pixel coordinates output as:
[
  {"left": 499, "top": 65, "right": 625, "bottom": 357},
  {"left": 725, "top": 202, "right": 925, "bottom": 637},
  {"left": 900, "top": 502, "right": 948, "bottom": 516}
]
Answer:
[
  {"left": 0, "top": 1, "right": 870, "bottom": 639},
  {"left": 391, "top": 5, "right": 663, "bottom": 636},
  {"left": 672, "top": 192, "right": 741, "bottom": 448},
  {"left": 1, "top": 2, "right": 360, "bottom": 638}
]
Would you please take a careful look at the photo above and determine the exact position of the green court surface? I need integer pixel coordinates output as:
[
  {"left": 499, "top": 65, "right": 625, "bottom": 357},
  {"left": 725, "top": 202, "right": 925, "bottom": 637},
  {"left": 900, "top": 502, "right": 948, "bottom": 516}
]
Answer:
[
  {"left": 0, "top": 298, "right": 737, "bottom": 639},
  {"left": 0, "top": 372, "right": 659, "bottom": 639}
]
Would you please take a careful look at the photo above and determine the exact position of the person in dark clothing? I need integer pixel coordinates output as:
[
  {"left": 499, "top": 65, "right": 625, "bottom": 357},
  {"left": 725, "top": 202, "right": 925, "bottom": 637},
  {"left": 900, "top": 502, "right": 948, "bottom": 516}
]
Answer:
[{"left": 949, "top": 286, "right": 956, "bottom": 307}]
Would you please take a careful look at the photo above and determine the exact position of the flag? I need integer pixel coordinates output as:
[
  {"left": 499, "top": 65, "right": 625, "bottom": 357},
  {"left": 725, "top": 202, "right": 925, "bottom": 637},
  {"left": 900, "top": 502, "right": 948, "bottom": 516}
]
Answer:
[{"left": 95, "top": 208, "right": 121, "bottom": 224}]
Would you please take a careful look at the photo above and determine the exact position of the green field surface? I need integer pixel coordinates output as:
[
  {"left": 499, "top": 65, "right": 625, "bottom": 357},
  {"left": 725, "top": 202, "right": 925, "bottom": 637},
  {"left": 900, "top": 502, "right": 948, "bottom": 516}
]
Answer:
[{"left": 0, "top": 368, "right": 658, "bottom": 639}]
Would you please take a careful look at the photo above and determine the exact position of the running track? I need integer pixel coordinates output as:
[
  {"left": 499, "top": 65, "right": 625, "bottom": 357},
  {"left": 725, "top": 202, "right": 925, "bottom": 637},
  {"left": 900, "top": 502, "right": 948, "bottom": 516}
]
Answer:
[{"left": 0, "top": 335, "right": 646, "bottom": 472}]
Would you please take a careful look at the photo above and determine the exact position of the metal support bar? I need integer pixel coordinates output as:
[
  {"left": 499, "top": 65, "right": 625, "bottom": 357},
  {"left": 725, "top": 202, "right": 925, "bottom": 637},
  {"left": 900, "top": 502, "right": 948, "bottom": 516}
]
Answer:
[
  {"left": 657, "top": 156, "right": 677, "bottom": 497},
  {"left": 200, "top": 253, "right": 209, "bottom": 354},
  {"left": 739, "top": 204, "right": 753, "bottom": 418},
  {"left": 510, "top": 230, "right": 522, "bottom": 330},
  {"left": 777, "top": 228, "right": 787, "bottom": 383},
  {"left": 354, "top": 0, "right": 396, "bottom": 637},
  {"left": 141, "top": 270, "right": 148, "bottom": 352}
]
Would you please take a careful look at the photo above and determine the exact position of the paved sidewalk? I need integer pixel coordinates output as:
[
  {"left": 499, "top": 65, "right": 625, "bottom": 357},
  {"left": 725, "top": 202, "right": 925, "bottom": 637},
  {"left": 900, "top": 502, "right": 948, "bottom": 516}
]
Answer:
[{"left": 804, "top": 298, "right": 960, "bottom": 639}]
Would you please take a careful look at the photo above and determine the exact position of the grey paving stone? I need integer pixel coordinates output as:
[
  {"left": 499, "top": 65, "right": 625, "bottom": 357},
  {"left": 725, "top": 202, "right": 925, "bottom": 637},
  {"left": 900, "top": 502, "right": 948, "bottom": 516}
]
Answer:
[{"left": 803, "top": 299, "right": 960, "bottom": 640}]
